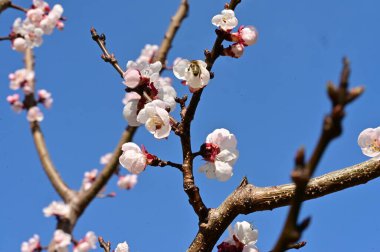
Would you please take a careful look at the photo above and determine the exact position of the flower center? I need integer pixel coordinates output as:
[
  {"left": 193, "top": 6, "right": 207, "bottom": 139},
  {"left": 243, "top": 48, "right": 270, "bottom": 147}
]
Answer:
[
  {"left": 201, "top": 143, "right": 221, "bottom": 162},
  {"left": 370, "top": 139, "right": 380, "bottom": 152},
  {"left": 152, "top": 115, "right": 164, "bottom": 130}
]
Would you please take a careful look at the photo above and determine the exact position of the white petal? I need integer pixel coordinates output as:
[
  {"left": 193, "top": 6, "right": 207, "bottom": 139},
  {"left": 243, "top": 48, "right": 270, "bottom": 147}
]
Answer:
[{"left": 214, "top": 161, "right": 233, "bottom": 181}]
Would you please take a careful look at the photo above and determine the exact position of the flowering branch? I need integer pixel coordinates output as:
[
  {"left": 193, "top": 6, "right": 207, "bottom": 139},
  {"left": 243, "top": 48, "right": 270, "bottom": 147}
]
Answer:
[
  {"left": 271, "top": 57, "right": 363, "bottom": 252},
  {"left": 25, "top": 49, "right": 74, "bottom": 203},
  {"left": 176, "top": 0, "right": 243, "bottom": 224},
  {"left": 187, "top": 159, "right": 380, "bottom": 252},
  {"left": 153, "top": 0, "right": 189, "bottom": 67}
]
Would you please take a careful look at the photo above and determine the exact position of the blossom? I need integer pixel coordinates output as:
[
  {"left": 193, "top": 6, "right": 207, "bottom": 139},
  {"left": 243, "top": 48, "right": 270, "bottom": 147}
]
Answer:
[
  {"left": 358, "top": 127, "right": 380, "bottom": 159},
  {"left": 81, "top": 169, "right": 98, "bottom": 191},
  {"left": 12, "top": 37, "right": 28, "bottom": 52},
  {"left": 21, "top": 234, "right": 41, "bottom": 252},
  {"left": 38, "top": 89, "right": 53, "bottom": 108},
  {"left": 224, "top": 43, "right": 245, "bottom": 58},
  {"left": 230, "top": 26, "right": 258, "bottom": 46},
  {"left": 9, "top": 68, "right": 35, "bottom": 92},
  {"left": 123, "top": 92, "right": 143, "bottom": 127},
  {"left": 100, "top": 152, "right": 113, "bottom": 165},
  {"left": 155, "top": 77, "right": 177, "bottom": 112},
  {"left": 123, "top": 61, "right": 161, "bottom": 88},
  {"left": 136, "top": 44, "right": 159, "bottom": 64},
  {"left": 119, "top": 143, "right": 147, "bottom": 174},
  {"left": 27, "top": 106, "right": 44, "bottom": 122},
  {"left": 173, "top": 59, "right": 210, "bottom": 91},
  {"left": 52, "top": 230, "right": 71, "bottom": 252},
  {"left": 43, "top": 201, "right": 70, "bottom": 218},
  {"left": 212, "top": 9, "right": 238, "bottom": 31},
  {"left": 137, "top": 100, "right": 171, "bottom": 139},
  {"left": 12, "top": 18, "right": 44, "bottom": 51},
  {"left": 115, "top": 242, "right": 130, "bottom": 252},
  {"left": 7, "top": 94, "right": 24, "bottom": 113},
  {"left": 73, "top": 231, "right": 97, "bottom": 252},
  {"left": 117, "top": 174, "right": 138, "bottom": 190},
  {"left": 40, "top": 4, "right": 64, "bottom": 35},
  {"left": 199, "top": 128, "right": 239, "bottom": 181},
  {"left": 218, "top": 221, "right": 258, "bottom": 252}
]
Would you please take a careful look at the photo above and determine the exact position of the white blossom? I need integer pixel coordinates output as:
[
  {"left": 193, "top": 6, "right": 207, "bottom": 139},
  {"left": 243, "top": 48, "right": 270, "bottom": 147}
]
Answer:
[
  {"left": 117, "top": 174, "right": 138, "bottom": 190},
  {"left": 115, "top": 242, "right": 130, "bottom": 252},
  {"left": 73, "top": 231, "right": 97, "bottom": 252},
  {"left": 199, "top": 128, "right": 239, "bottom": 181},
  {"left": 136, "top": 44, "right": 159, "bottom": 64},
  {"left": 173, "top": 59, "right": 210, "bottom": 91},
  {"left": 218, "top": 221, "right": 258, "bottom": 252},
  {"left": 123, "top": 92, "right": 142, "bottom": 127},
  {"left": 137, "top": 100, "right": 171, "bottom": 139},
  {"left": 27, "top": 106, "right": 44, "bottom": 122},
  {"left": 155, "top": 77, "right": 177, "bottom": 111},
  {"left": 119, "top": 142, "right": 147, "bottom": 174},
  {"left": 123, "top": 61, "right": 161, "bottom": 88},
  {"left": 43, "top": 201, "right": 70, "bottom": 218},
  {"left": 358, "top": 127, "right": 380, "bottom": 159},
  {"left": 211, "top": 9, "right": 238, "bottom": 31},
  {"left": 80, "top": 169, "right": 98, "bottom": 191},
  {"left": 40, "top": 4, "right": 64, "bottom": 35},
  {"left": 21, "top": 234, "right": 40, "bottom": 252},
  {"left": 52, "top": 230, "right": 71, "bottom": 252},
  {"left": 100, "top": 152, "right": 113, "bottom": 165}
]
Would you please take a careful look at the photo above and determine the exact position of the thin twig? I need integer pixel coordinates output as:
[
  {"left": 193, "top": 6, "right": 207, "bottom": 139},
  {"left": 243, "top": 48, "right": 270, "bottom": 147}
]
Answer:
[
  {"left": 0, "top": 35, "right": 12, "bottom": 41},
  {"left": 9, "top": 2, "right": 27, "bottom": 12},
  {"left": 285, "top": 241, "right": 307, "bottom": 251},
  {"left": 24, "top": 48, "right": 74, "bottom": 203},
  {"left": 98, "top": 236, "right": 111, "bottom": 252},
  {"left": 271, "top": 58, "right": 363, "bottom": 252},
  {"left": 0, "top": 0, "right": 11, "bottom": 14},
  {"left": 187, "top": 158, "right": 380, "bottom": 252}
]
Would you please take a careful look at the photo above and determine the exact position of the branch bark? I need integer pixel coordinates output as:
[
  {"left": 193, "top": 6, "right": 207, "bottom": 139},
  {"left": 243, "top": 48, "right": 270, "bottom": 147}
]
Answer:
[{"left": 188, "top": 159, "right": 380, "bottom": 252}]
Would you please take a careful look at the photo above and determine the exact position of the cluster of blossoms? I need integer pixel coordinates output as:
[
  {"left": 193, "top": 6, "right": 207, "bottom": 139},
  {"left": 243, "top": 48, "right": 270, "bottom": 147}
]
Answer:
[
  {"left": 122, "top": 45, "right": 178, "bottom": 139},
  {"left": 43, "top": 201, "right": 70, "bottom": 219},
  {"left": 358, "top": 126, "right": 380, "bottom": 159},
  {"left": 218, "top": 221, "right": 259, "bottom": 252},
  {"left": 11, "top": 0, "right": 64, "bottom": 52},
  {"left": 73, "top": 232, "right": 97, "bottom": 252},
  {"left": 6, "top": 68, "right": 53, "bottom": 122},
  {"left": 212, "top": 9, "right": 258, "bottom": 58}
]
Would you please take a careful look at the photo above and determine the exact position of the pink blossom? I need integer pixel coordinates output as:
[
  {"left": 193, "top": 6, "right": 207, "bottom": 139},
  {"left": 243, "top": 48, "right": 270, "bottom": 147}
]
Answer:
[
  {"left": 7, "top": 94, "right": 23, "bottom": 113},
  {"left": 81, "top": 169, "right": 98, "bottom": 191},
  {"left": 123, "top": 92, "right": 143, "bottom": 127},
  {"left": 38, "top": 89, "right": 53, "bottom": 108},
  {"left": 73, "top": 231, "right": 97, "bottom": 252},
  {"left": 123, "top": 61, "right": 161, "bottom": 88},
  {"left": 9, "top": 68, "right": 35, "bottom": 91},
  {"left": 43, "top": 201, "right": 70, "bottom": 218},
  {"left": 27, "top": 106, "right": 44, "bottom": 122},
  {"left": 199, "top": 129, "right": 239, "bottom": 181},
  {"left": 52, "top": 230, "right": 71, "bottom": 252},
  {"left": 12, "top": 37, "right": 28, "bottom": 52},
  {"left": 230, "top": 26, "right": 258, "bottom": 46},
  {"left": 223, "top": 43, "right": 245, "bottom": 58},
  {"left": 218, "top": 221, "right": 259, "bottom": 252},
  {"left": 21, "top": 234, "right": 41, "bottom": 252},
  {"left": 117, "top": 174, "right": 138, "bottom": 190}
]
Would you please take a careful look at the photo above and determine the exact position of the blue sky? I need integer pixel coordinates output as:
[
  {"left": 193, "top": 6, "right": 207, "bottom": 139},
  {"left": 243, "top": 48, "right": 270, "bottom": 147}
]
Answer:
[{"left": 1, "top": 0, "right": 380, "bottom": 251}]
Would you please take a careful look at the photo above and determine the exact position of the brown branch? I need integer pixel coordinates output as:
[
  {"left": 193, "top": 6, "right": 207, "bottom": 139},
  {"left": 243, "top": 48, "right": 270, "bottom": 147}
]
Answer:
[
  {"left": 187, "top": 159, "right": 380, "bottom": 252},
  {"left": 271, "top": 58, "right": 363, "bottom": 252},
  {"left": 0, "top": 35, "right": 12, "bottom": 41},
  {"left": 285, "top": 241, "right": 307, "bottom": 251},
  {"left": 178, "top": 0, "right": 243, "bottom": 223},
  {"left": 76, "top": 126, "right": 137, "bottom": 214},
  {"left": 153, "top": 0, "right": 189, "bottom": 67},
  {"left": 24, "top": 49, "right": 74, "bottom": 203},
  {"left": 9, "top": 2, "right": 27, "bottom": 12},
  {"left": 0, "top": 0, "right": 11, "bottom": 14},
  {"left": 98, "top": 236, "right": 111, "bottom": 252}
]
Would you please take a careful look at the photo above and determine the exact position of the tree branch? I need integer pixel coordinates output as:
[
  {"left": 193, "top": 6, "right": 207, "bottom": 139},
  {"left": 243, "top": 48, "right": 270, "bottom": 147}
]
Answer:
[
  {"left": 0, "top": 0, "right": 11, "bottom": 14},
  {"left": 153, "top": 0, "right": 189, "bottom": 67},
  {"left": 187, "top": 159, "right": 380, "bottom": 252},
  {"left": 25, "top": 49, "right": 74, "bottom": 203}
]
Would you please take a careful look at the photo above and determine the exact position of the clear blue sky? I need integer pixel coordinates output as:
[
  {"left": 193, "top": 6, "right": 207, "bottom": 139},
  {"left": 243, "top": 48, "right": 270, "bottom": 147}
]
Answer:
[{"left": 1, "top": 0, "right": 380, "bottom": 251}]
